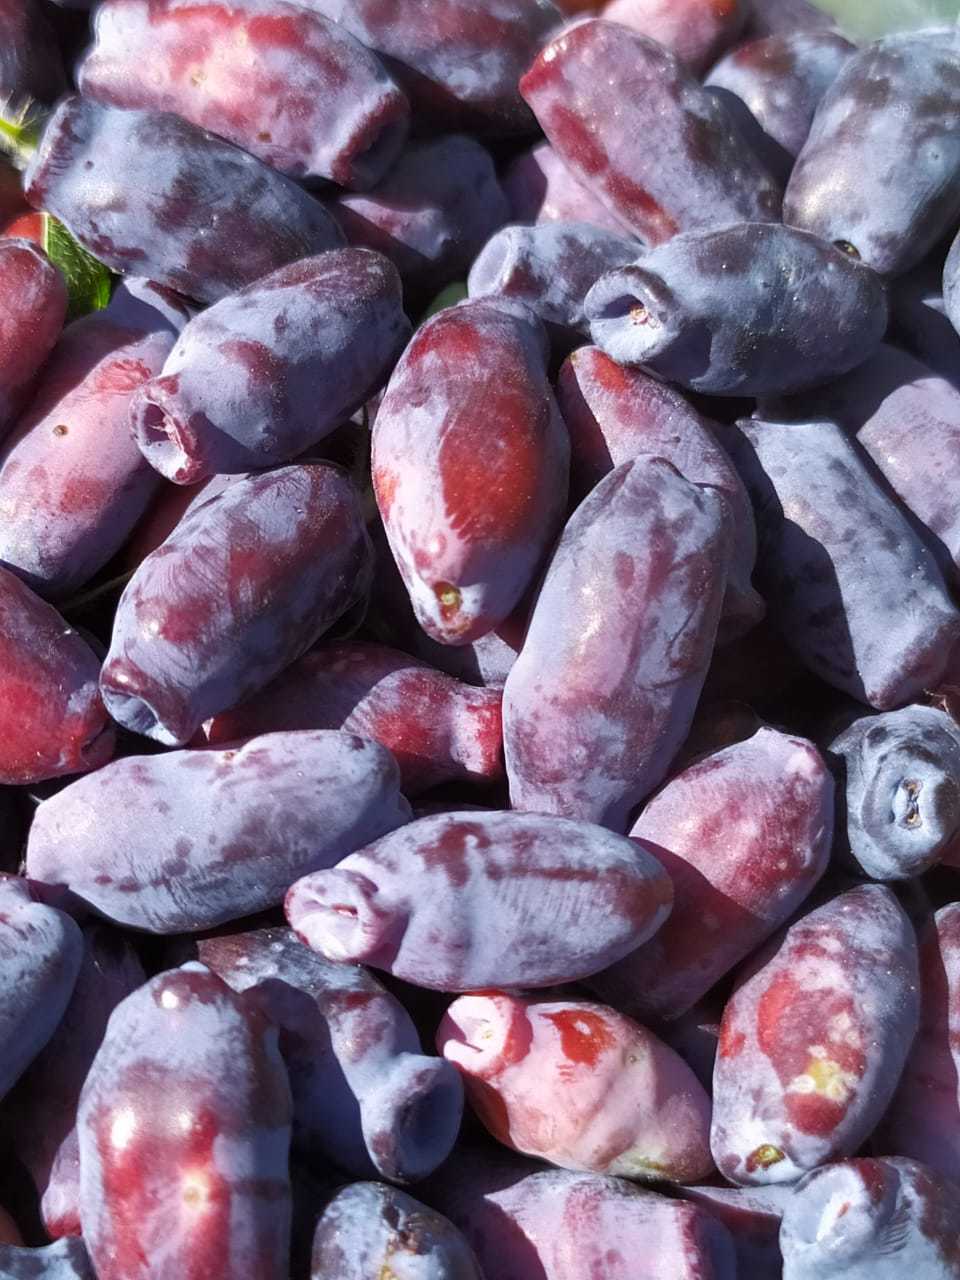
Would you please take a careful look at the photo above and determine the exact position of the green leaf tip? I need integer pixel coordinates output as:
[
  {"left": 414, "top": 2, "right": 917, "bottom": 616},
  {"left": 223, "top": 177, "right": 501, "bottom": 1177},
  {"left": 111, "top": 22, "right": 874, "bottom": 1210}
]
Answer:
[{"left": 42, "top": 215, "right": 114, "bottom": 321}]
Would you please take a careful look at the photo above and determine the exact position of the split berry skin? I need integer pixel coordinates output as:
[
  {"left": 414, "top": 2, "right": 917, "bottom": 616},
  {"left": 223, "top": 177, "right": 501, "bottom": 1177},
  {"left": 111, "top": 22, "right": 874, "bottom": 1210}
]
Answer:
[
  {"left": 710, "top": 885, "right": 920, "bottom": 1186},
  {"left": 555, "top": 344, "right": 763, "bottom": 642},
  {"left": 194, "top": 925, "right": 463, "bottom": 1183},
  {"left": 0, "top": 0, "right": 65, "bottom": 107},
  {"left": 731, "top": 415, "right": 960, "bottom": 711},
  {"left": 0, "top": 877, "right": 83, "bottom": 1104},
  {"left": 589, "top": 728, "right": 833, "bottom": 1023},
  {"left": 79, "top": 0, "right": 410, "bottom": 188},
  {"left": 25, "top": 731, "right": 410, "bottom": 934},
  {"left": 0, "top": 239, "right": 68, "bottom": 439},
  {"left": 438, "top": 993, "right": 714, "bottom": 1183},
  {"left": 202, "top": 641, "right": 505, "bottom": 798},
  {"left": 77, "top": 964, "right": 293, "bottom": 1280},
  {"left": 130, "top": 250, "right": 410, "bottom": 484},
  {"left": 599, "top": 0, "right": 751, "bottom": 74},
  {"left": 372, "top": 298, "right": 569, "bottom": 646},
  {"left": 0, "top": 1238, "right": 95, "bottom": 1279},
  {"left": 520, "top": 20, "right": 782, "bottom": 245},
  {"left": 779, "top": 1158, "right": 960, "bottom": 1280},
  {"left": 502, "top": 141, "right": 636, "bottom": 234},
  {"left": 285, "top": 809, "right": 673, "bottom": 991},
  {"left": 585, "top": 223, "right": 888, "bottom": 396},
  {"left": 99, "top": 464, "right": 372, "bottom": 747},
  {"left": 784, "top": 31, "right": 960, "bottom": 278},
  {"left": 0, "top": 315, "right": 171, "bottom": 600},
  {"left": 828, "top": 706, "right": 960, "bottom": 882},
  {"left": 310, "top": 1183, "right": 484, "bottom": 1280},
  {"left": 0, "top": 567, "right": 115, "bottom": 785},
  {"left": 502, "top": 457, "right": 730, "bottom": 832},
  {"left": 467, "top": 221, "right": 638, "bottom": 351},
  {"left": 24, "top": 96, "right": 346, "bottom": 306}
]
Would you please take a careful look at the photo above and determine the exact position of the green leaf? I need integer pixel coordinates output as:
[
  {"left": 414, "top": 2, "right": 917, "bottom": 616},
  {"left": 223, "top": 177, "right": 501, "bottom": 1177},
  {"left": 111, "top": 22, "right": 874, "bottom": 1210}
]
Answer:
[
  {"left": 420, "top": 281, "right": 468, "bottom": 323},
  {"left": 814, "top": 0, "right": 959, "bottom": 39},
  {"left": 0, "top": 100, "right": 45, "bottom": 168},
  {"left": 42, "top": 214, "right": 114, "bottom": 321}
]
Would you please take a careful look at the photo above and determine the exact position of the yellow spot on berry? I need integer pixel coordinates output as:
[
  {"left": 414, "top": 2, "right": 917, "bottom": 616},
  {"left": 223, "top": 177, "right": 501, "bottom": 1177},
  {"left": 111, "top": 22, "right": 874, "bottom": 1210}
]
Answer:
[{"left": 749, "top": 1144, "right": 785, "bottom": 1170}]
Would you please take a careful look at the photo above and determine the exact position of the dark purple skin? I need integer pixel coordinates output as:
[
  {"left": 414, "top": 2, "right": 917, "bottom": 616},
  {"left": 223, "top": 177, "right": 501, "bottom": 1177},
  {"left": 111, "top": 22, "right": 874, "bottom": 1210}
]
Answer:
[
  {"left": 585, "top": 222, "right": 888, "bottom": 396},
  {"left": 828, "top": 705, "right": 960, "bottom": 881},
  {"left": 892, "top": 261, "right": 960, "bottom": 381},
  {"left": 103, "top": 277, "right": 195, "bottom": 338},
  {"left": 520, "top": 19, "right": 782, "bottom": 245},
  {"left": 311, "top": 1183, "right": 483, "bottom": 1279},
  {"left": 502, "top": 456, "right": 731, "bottom": 831},
  {"left": 706, "top": 31, "right": 855, "bottom": 161},
  {"left": 942, "top": 224, "right": 960, "bottom": 342},
  {"left": 193, "top": 925, "right": 463, "bottom": 1182},
  {"left": 0, "top": 877, "right": 83, "bottom": 1104},
  {"left": 329, "top": 135, "right": 510, "bottom": 307},
  {"left": 0, "top": 1237, "right": 96, "bottom": 1279},
  {"left": 0, "top": 240, "right": 68, "bottom": 441},
  {"left": 0, "top": 0, "right": 65, "bottom": 106},
  {"left": 780, "top": 1158, "right": 960, "bottom": 1280},
  {"left": 131, "top": 250, "right": 410, "bottom": 484},
  {"left": 745, "top": 0, "right": 836, "bottom": 38},
  {"left": 467, "top": 221, "right": 637, "bottom": 351},
  {"left": 0, "top": 315, "right": 171, "bottom": 600},
  {"left": 23, "top": 96, "right": 345, "bottom": 306},
  {"left": 99, "top": 464, "right": 372, "bottom": 746},
  {"left": 677, "top": 1183, "right": 790, "bottom": 1280},
  {"left": 730, "top": 414, "right": 960, "bottom": 709},
  {"left": 784, "top": 31, "right": 960, "bottom": 278},
  {"left": 502, "top": 141, "right": 636, "bottom": 234},
  {"left": 2, "top": 925, "right": 146, "bottom": 1240},
  {"left": 25, "top": 730, "right": 410, "bottom": 933}
]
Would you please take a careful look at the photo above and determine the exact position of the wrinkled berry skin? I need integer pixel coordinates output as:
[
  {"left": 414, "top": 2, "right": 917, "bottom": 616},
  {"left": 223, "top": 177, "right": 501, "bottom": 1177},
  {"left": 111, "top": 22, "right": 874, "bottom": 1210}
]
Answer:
[
  {"left": 732, "top": 415, "right": 960, "bottom": 710},
  {"left": 427, "top": 1152, "right": 738, "bottom": 1280},
  {"left": 590, "top": 728, "right": 833, "bottom": 1022},
  {"left": 711, "top": 885, "right": 920, "bottom": 1185},
  {"left": 100, "top": 464, "right": 372, "bottom": 745},
  {"left": 503, "top": 141, "right": 634, "bottom": 234},
  {"left": 0, "top": 878, "right": 83, "bottom": 1104},
  {"left": 878, "top": 905, "right": 960, "bottom": 1178},
  {"left": 784, "top": 32, "right": 960, "bottom": 277},
  {"left": 586, "top": 223, "right": 888, "bottom": 395},
  {"left": 439, "top": 993, "right": 713, "bottom": 1182},
  {"left": 0, "top": 568, "right": 115, "bottom": 784},
  {"left": 27, "top": 731, "right": 410, "bottom": 934},
  {"left": 311, "top": 1184, "right": 482, "bottom": 1280},
  {"left": 503, "top": 457, "right": 730, "bottom": 832},
  {"left": 829, "top": 706, "right": 960, "bottom": 881},
  {"left": 296, "top": 0, "right": 561, "bottom": 135},
  {"left": 203, "top": 642, "right": 504, "bottom": 797},
  {"left": 706, "top": 31, "right": 855, "bottom": 162},
  {"left": 3, "top": 926, "right": 145, "bottom": 1239},
  {"left": 330, "top": 136, "right": 510, "bottom": 306},
  {"left": 0, "top": 240, "right": 68, "bottom": 438},
  {"left": 0, "top": 1237, "right": 95, "bottom": 1279},
  {"left": 373, "top": 299, "right": 569, "bottom": 645},
  {"left": 780, "top": 1158, "right": 960, "bottom": 1280},
  {"left": 600, "top": 0, "right": 750, "bottom": 73},
  {"left": 79, "top": 0, "right": 409, "bottom": 188},
  {"left": 131, "top": 250, "right": 409, "bottom": 484},
  {"left": 195, "top": 925, "right": 463, "bottom": 1182},
  {"left": 24, "top": 97, "right": 345, "bottom": 305},
  {"left": 78, "top": 964, "right": 292, "bottom": 1280},
  {"left": 678, "top": 1183, "right": 789, "bottom": 1280},
  {"left": 0, "top": 316, "right": 171, "bottom": 600},
  {"left": 520, "top": 20, "right": 782, "bottom": 244},
  {"left": 556, "top": 344, "right": 762, "bottom": 641},
  {"left": 286, "top": 809, "right": 673, "bottom": 990},
  {"left": 0, "top": 0, "right": 65, "bottom": 107}
]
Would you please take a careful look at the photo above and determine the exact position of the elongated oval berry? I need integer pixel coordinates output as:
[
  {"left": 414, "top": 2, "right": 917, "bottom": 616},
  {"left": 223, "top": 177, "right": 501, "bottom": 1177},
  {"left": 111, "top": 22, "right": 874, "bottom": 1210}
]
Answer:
[
  {"left": 711, "top": 885, "right": 920, "bottom": 1185},
  {"left": 99, "top": 464, "right": 371, "bottom": 746},
  {"left": 503, "top": 456, "right": 730, "bottom": 831},
  {"left": 0, "top": 239, "right": 68, "bottom": 438},
  {"left": 556, "top": 344, "right": 763, "bottom": 641},
  {"left": 78, "top": 963, "right": 292, "bottom": 1280},
  {"left": 520, "top": 20, "right": 782, "bottom": 244},
  {"left": 196, "top": 925, "right": 462, "bottom": 1182},
  {"left": 131, "top": 249, "right": 410, "bottom": 483},
  {"left": 203, "top": 641, "right": 504, "bottom": 797},
  {"left": 373, "top": 299, "right": 569, "bottom": 645},
  {"left": 600, "top": 0, "right": 750, "bottom": 73},
  {"left": 79, "top": 0, "right": 409, "bottom": 188},
  {"left": 439, "top": 993, "right": 713, "bottom": 1182},
  {"left": 286, "top": 810, "right": 673, "bottom": 990},
  {"left": 586, "top": 223, "right": 888, "bottom": 395},
  {"left": 0, "top": 567, "right": 114, "bottom": 784},
  {"left": 0, "top": 315, "right": 170, "bottom": 599},
  {"left": 784, "top": 31, "right": 960, "bottom": 277},
  {"left": 590, "top": 728, "right": 833, "bottom": 1021},
  {"left": 503, "top": 141, "right": 635, "bottom": 233},
  {"left": 26, "top": 731, "right": 410, "bottom": 933},
  {"left": 24, "top": 97, "right": 345, "bottom": 305}
]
